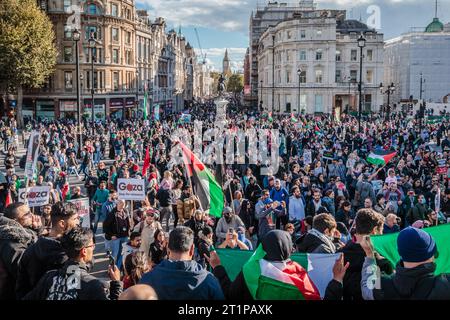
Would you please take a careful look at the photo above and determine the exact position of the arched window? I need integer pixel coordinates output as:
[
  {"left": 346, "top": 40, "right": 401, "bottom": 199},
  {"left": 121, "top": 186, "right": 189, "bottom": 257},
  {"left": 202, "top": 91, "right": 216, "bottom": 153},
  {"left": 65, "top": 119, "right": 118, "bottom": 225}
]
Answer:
[{"left": 85, "top": 3, "right": 99, "bottom": 15}]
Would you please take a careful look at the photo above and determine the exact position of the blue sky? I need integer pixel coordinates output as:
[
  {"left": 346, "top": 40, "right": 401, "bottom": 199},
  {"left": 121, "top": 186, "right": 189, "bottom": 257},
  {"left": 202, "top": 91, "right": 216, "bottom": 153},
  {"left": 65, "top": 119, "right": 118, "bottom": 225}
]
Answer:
[{"left": 135, "top": 0, "right": 450, "bottom": 72}]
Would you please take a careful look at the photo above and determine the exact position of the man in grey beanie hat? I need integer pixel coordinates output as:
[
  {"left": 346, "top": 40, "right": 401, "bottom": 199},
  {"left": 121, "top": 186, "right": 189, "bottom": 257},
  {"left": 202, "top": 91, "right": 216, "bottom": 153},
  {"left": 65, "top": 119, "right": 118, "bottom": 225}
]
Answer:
[{"left": 359, "top": 227, "right": 450, "bottom": 300}]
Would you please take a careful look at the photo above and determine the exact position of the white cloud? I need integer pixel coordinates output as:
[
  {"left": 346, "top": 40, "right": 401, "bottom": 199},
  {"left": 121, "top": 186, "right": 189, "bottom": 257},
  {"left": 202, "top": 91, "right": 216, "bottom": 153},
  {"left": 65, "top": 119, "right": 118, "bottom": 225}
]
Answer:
[
  {"left": 136, "top": 0, "right": 251, "bottom": 32},
  {"left": 137, "top": 0, "right": 427, "bottom": 36},
  {"left": 199, "top": 47, "right": 248, "bottom": 57},
  {"left": 193, "top": 47, "right": 247, "bottom": 73}
]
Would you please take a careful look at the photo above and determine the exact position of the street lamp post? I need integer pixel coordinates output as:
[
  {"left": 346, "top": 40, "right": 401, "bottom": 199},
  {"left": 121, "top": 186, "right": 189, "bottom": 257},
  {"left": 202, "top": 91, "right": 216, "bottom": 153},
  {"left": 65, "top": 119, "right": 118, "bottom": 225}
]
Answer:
[
  {"left": 297, "top": 68, "right": 302, "bottom": 117},
  {"left": 419, "top": 72, "right": 426, "bottom": 101},
  {"left": 73, "top": 29, "right": 82, "bottom": 151},
  {"left": 88, "top": 32, "right": 96, "bottom": 136},
  {"left": 379, "top": 82, "right": 396, "bottom": 121},
  {"left": 259, "top": 80, "right": 263, "bottom": 112},
  {"left": 357, "top": 34, "right": 366, "bottom": 133}
]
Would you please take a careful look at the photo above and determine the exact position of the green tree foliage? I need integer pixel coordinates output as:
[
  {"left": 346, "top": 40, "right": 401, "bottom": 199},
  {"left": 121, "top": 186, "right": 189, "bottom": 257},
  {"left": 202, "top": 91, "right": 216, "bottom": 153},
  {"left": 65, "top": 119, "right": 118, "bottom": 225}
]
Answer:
[
  {"left": 0, "top": 0, "right": 57, "bottom": 126},
  {"left": 210, "top": 71, "right": 222, "bottom": 95},
  {"left": 227, "top": 74, "right": 244, "bottom": 97}
]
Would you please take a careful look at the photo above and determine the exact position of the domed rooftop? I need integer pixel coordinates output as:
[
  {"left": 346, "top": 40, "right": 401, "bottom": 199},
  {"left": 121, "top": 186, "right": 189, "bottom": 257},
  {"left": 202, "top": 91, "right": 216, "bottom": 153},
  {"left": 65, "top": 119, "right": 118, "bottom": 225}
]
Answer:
[
  {"left": 336, "top": 20, "right": 371, "bottom": 34},
  {"left": 425, "top": 17, "right": 444, "bottom": 33}
]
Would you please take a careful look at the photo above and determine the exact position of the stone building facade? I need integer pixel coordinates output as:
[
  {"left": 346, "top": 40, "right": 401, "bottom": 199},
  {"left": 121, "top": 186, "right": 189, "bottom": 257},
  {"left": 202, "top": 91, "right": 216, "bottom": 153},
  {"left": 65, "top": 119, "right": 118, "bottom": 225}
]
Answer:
[{"left": 257, "top": 9, "right": 384, "bottom": 116}]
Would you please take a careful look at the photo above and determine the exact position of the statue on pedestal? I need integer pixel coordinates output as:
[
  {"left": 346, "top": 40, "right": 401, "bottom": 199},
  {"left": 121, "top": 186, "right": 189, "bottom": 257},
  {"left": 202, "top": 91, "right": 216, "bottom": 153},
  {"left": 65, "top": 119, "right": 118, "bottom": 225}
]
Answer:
[{"left": 217, "top": 74, "right": 226, "bottom": 96}]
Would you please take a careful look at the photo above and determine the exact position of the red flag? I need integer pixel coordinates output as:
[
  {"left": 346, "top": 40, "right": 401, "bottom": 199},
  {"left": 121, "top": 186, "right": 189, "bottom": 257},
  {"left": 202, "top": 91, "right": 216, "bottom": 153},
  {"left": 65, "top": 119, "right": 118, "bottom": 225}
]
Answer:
[
  {"left": 5, "top": 190, "right": 12, "bottom": 208},
  {"left": 61, "top": 184, "right": 69, "bottom": 201},
  {"left": 142, "top": 146, "right": 150, "bottom": 176}
]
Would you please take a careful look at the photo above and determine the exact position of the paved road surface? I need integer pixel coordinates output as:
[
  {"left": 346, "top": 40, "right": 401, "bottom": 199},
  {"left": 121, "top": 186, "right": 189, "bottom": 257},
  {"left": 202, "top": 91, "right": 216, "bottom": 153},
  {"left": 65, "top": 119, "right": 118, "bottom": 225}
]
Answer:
[{"left": 1, "top": 134, "right": 113, "bottom": 279}]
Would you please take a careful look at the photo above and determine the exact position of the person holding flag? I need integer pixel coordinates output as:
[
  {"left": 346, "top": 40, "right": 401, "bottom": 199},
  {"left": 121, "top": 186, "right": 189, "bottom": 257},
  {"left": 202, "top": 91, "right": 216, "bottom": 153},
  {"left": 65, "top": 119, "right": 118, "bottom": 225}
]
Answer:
[
  {"left": 361, "top": 227, "right": 450, "bottom": 300},
  {"left": 207, "top": 230, "right": 327, "bottom": 300}
]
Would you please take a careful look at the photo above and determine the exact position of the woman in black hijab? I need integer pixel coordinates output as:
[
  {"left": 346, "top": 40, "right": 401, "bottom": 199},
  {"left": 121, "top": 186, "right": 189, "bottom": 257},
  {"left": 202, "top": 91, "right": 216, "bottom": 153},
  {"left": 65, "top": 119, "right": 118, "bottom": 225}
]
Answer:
[{"left": 208, "top": 230, "right": 294, "bottom": 300}]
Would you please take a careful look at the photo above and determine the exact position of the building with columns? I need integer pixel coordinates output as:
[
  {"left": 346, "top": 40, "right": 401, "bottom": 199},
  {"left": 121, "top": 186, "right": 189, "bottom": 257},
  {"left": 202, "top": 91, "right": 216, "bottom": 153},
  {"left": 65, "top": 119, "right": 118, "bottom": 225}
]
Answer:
[
  {"left": 257, "top": 9, "right": 384, "bottom": 115},
  {"left": 384, "top": 15, "right": 450, "bottom": 104},
  {"left": 25, "top": 0, "right": 138, "bottom": 121},
  {"left": 248, "top": 1, "right": 318, "bottom": 109},
  {"left": 195, "top": 63, "right": 214, "bottom": 100},
  {"left": 22, "top": 0, "right": 204, "bottom": 120}
]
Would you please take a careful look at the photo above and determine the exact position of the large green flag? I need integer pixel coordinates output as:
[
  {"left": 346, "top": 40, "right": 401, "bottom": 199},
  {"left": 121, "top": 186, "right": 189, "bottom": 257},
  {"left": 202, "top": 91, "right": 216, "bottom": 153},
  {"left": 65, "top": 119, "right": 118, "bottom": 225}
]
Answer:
[
  {"left": 371, "top": 224, "right": 450, "bottom": 275},
  {"left": 216, "top": 248, "right": 338, "bottom": 299},
  {"left": 143, "top": 90, "right": 148, "bottom": 120}
]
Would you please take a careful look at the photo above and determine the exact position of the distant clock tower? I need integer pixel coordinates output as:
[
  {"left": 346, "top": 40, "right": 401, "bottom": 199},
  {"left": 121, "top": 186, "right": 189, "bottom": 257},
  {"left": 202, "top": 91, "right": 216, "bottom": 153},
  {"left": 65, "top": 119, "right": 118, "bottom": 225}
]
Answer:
[{"left": 222, "top": 49, "right": 232, "bottom": 76}]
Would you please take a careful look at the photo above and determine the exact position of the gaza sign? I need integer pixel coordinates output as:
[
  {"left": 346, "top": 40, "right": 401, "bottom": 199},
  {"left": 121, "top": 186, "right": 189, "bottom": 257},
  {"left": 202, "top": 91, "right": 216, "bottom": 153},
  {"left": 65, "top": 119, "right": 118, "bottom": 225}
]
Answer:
[
  {"left": 19, "top": 186, "right": 51, "bottom": 207},
  {"left": 117, "top": 178, "right": 146, "bottom": 201}
]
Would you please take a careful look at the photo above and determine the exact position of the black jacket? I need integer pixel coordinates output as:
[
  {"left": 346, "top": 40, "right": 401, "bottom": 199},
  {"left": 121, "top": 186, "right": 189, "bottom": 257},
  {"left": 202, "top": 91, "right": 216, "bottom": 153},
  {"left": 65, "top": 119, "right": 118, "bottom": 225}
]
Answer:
[
  {"left": 149, "top": 241, "right": 167, "bottom": 265},
  {"left": 156, "top": 188, "right": 173, "bottom": 207},
  {"left": 373, "top": 262, "right": 450, "bottom": 300},
  {"left": 184, "top": 218, "right": 206, "bottom": 247},
  {"left": 306, "top": 200, "right": 329, "bottom": 217},
  {"left": 297, "top": 232, "right": 336, "bottom": 254},
  {"left": 103, "top": 209, "right": 131, "bottom": 241},
  {"left": 244, "top": 183, "right": 262, "bottom": 204},
  {"left": 339, "top": 241, "right": 394, "bottom": 300},
  {"left": 212, "top": 266, "right": 253, "bottom": 300},
  {"left": 197, "top": 238, "right": 212, "bottom": 269},
  {"left": 16, "top": 237, "right": 68, "bottom": 299},
  {"left": 23, "top": 260, "right": 122, "bottom": 300},
  {"left": 0, "top": 216, "right": 37, "bottom": 300}
]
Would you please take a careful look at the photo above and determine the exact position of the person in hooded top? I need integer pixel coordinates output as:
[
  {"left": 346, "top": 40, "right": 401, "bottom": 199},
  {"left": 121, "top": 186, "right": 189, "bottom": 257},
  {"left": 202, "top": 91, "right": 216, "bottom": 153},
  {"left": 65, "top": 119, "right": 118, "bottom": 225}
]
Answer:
[
  {"left": 15, "top": 202, "right": 80, "bottom": 299},
  {"left": 208, "top": 230, "right": 321, "bottom": 300}
]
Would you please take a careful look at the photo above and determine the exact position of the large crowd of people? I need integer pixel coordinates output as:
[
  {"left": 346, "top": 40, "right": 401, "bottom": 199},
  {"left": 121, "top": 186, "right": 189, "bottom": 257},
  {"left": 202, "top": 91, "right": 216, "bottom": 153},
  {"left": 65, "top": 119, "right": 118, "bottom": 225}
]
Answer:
[{"left": 0, "top": 98, "right": 449, "bottom": 300}]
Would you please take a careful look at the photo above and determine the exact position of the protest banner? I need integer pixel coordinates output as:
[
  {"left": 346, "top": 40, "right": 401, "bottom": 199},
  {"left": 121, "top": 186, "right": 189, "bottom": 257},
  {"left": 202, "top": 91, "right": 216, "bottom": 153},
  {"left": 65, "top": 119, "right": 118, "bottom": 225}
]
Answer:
[
  {"left": 67, "top": 198, "right": 90, "bottom": 228},
  {"left": 180, "top": 113, "right": 192, "bottom": 124},
  {"left": 19, "top": 186, "right": 50, "bottom": 207},
  {"left": 153, "top": 104, "right": 160, "bottom": 121},
  {"left": 303, "top": 150, "right": 312, "bottom": 165},
  {"left": 117, "top": 178, "right": 146, "bottom": 200},
  {"left": 24, "top": 131, "right": 41, "bottom": 181},
  {"left": 437, "top": 159, "right": 447, "bottom": 175}
]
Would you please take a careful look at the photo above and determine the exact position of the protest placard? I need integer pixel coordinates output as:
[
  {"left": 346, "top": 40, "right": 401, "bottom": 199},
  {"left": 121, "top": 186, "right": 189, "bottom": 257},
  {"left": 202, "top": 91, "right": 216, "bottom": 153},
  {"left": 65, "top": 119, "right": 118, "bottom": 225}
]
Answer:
[
  {"left": 303, "top": 150, "right": 312, "bottom": 165},
  {"left": 19, "top": 186, "right": 50, "bottom": 207},
  {"left": 117, "top": 178, "right": 146, "bottom": 200},
  {"left": 67, "top": 198, "right": 91, "bottom": 228}
]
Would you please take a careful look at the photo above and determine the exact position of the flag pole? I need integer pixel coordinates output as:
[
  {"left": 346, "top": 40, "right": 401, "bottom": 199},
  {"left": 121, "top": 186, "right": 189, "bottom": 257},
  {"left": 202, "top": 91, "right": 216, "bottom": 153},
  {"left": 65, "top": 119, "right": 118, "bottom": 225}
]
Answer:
[{"left": 177, "top": 140, "right": 204, "bottom": 213}]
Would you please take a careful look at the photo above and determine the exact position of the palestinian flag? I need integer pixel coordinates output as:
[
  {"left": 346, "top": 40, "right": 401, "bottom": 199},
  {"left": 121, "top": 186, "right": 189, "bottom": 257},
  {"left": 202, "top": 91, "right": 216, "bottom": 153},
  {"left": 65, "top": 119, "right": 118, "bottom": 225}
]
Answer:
[
  {"left": 314, "top": 125, "right": 321, "bottom": 135},
  {"left": 372, "top": 224, "right": 450, "bottom": 275},
  {"left": 217, "top": 247, "right": 339, "bottom": 299},
  {"left": 178, "top": 141, "right": 224, "bottom": 217},
  {"left": 367, "top": 150, "right": 396, "bottom": 166},
  {"left": 291, "top": 113, "right": 298, "bottom": 123},
  {"left": 61, "top": 182, "right": 70, "bottom": 201}
]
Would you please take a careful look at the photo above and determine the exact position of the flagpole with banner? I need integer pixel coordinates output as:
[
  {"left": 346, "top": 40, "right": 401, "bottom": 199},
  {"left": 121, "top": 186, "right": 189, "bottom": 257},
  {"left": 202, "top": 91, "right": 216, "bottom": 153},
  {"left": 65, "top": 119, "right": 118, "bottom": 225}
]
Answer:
[{"left": 176, "top": 141, "right": 223, "bottom": 217}]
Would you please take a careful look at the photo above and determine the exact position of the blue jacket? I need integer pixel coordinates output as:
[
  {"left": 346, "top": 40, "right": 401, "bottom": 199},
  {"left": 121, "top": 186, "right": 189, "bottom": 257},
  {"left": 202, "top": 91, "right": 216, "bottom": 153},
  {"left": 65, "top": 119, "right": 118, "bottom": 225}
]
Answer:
[
  {"left": 139, "top": 260, "right": 224, "bottom": 300},
  {"left": 270, "top": 187, "right": 290, "bottom": 207},
  {"left": 322, "top": 196, "right": 336, "bottom": 216}
]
